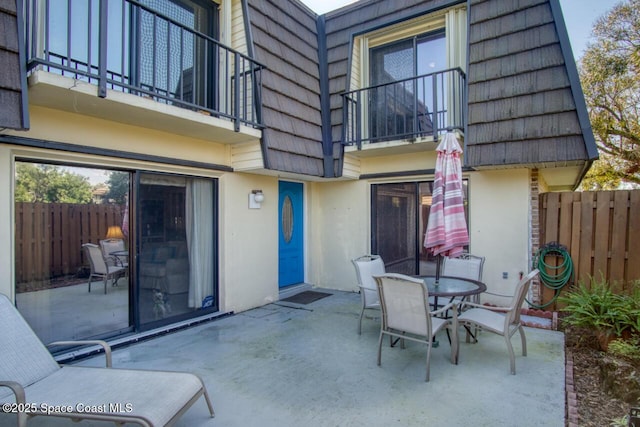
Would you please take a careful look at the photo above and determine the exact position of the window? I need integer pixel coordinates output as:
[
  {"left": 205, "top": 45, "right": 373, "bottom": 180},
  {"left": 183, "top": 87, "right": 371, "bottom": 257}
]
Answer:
[
  {"left": 345, "top": 7, "right": 467, "bottom": 145},
  {"left": 369, "top": 30, "right": 446, "bottom": 141},
  {"left": 40, "top": 0, "right": 219, "bottom": 107},
  {"left": 371, "top": 180, "right": 468, "bottom": 276}
]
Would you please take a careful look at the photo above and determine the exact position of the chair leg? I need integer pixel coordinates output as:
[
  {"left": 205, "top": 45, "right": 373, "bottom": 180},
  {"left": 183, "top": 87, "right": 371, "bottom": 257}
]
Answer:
[
  {"left": 425, "top": 342, "right": 432, "bottom": 382},
  {"left": 202, "top": 387, "right": 216, "bottom": 418},
  {"left": 377, "top": 331, "right": 384, "bottom": 366},
  {"left": 450, "top": 325, "right": 459, "bottom": 365},
  {"left": 103, "top": 276, "right": 108, "bottom": 294},
  {"left": 358, "top": 306, "right": 365, "bottom": 335},
  {"left": 88, "top": 276, "right": 92, "bottom": 293},
  {"left": 505, "top": 335, "right": 516, "bottom": 375},
  {"left": 519, "top": 325, "right": 527, "bottom": 357}
]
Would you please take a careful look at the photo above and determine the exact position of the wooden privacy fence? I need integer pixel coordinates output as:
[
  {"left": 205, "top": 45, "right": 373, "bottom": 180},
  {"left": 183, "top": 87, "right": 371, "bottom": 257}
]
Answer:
[
  {"left": 15, "top": 202, "right": 124, "bottom": 284},
  {"left": 539, "top": 190, "right": 640, "bottom": 309}
]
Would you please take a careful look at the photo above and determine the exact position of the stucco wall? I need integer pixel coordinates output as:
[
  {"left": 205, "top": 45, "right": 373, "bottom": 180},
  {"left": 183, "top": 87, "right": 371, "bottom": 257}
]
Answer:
[
  {"left": 309, "top": 167, "right": 533, "bottom": 303},
  {"left": 219, "top": 173, "right": 280, "bottom": 313},
  {"left": 309, "top": 180, "right": 369, "bottom": 291},
  {"left": 468, "top": 168, "right": 532, "bottom": 304},
  {"left": 16, "top": 106, "right": 230, "bottom": 166}
]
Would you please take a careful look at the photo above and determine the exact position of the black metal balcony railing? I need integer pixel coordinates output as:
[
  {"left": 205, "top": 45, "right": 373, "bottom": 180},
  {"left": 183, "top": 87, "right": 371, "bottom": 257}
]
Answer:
[
  {"left": 25, "top": 0, "right": 264, "bottom": 131},
  {"left": 342, "top": 67, "right": 465, "bottom": 149}
]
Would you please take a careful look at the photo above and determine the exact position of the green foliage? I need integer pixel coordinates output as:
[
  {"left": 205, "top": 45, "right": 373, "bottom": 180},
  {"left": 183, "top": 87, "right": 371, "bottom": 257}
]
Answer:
[
  {"left": 608, "top": 338, "right": 640, "bottom": 361},
  {"left": 609, "top": 415, "right": 629, "bottom": 426},
  {"left": 104, "top": 171, "right": 129, "bottom": 205},
  {"left": 15, "top": 163, "right": 93, "bottom": 204},
  {"left": 579, "top": 154, "right": 623, "bottom": 191},
  {"left": 558, "top": 276, "right": 639, "bottom": 338},
  {"left": 578, "top": 0, "right": 640, "bottom": 189}
]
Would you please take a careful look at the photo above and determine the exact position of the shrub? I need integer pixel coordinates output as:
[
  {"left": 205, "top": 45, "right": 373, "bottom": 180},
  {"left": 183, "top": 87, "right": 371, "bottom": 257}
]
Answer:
[{"left": 558, "top": 276, "right": 639, "bottom": 350}]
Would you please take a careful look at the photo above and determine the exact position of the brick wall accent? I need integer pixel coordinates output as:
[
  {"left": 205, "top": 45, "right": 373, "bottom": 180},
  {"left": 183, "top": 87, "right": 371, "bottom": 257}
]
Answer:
[{"left": 530, "top": 169, "right": 541, "bottom": 305}]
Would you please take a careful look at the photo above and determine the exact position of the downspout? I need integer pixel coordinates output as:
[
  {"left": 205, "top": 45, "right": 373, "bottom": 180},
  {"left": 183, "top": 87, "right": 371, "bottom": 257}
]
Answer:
[
  {"left": 316, "top": 15, "right": 335, "bottom": 178},
  {"left": 16, "top": 0, "right": 30, "bottom": 129}
]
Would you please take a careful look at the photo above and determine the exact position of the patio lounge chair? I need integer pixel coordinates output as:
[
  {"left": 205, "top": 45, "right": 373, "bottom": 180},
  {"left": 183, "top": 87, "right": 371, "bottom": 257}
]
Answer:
[
  {"left": 0, "top": 294, "right": 215, "bottom": 427},
  {"left": 457, "top": 269, "right": 539, "bottom": 375},
  {"left": 374, "top": 273, "right": 458, "bottom": 382},
  {"left": 352, "top": 254, "right": 385, "bottom": 334}
]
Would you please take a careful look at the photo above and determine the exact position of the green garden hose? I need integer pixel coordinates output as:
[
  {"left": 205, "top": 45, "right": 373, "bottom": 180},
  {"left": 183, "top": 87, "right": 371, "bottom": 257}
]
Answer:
[{"left": 526, "top": 242, "right": 574, "bottom": 309}]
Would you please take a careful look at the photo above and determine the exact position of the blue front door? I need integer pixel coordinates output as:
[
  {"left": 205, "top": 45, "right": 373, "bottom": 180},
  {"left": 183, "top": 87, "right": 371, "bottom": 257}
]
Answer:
[{"left": 278, "top": 181, "right": 304, "bottom": 287}]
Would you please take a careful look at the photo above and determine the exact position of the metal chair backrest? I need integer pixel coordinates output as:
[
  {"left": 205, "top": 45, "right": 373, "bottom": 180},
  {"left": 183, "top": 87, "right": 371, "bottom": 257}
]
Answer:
[
  {"left": 508, "top": 269, "right": 539, "bottom": 325},
  {"left": 375, "top": 273, "right": 431, "bottom": 337},
  {"left": 352, "top": 255, "right": 385, "bottom": 306},
  {"left": 0, "top": 294, "right": 60, "bottom": 400},
  {"left": 442, "top": 253, "right": 485, "bottom": 281},
  {"left": 83, "top": 243, "right": 108, "bottom": 274}
]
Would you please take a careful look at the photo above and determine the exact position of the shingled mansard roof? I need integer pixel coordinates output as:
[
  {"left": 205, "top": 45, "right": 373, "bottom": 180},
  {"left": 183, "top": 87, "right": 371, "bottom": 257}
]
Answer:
[
  {"left": 1, "top": 0, "right": 597, "bottom": 182},
  {"left": 245, "top": 0, "right": 596, "bottom": 180},
  {"left": 0, "top": 0, "right": 28, "bottom": 130},
  {"left": 465, "top": 0, "right": 598, "bottom": 171}
]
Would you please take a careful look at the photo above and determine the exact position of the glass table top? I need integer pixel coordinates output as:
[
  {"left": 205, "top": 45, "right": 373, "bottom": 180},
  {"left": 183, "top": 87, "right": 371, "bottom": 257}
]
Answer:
[{"left": 418, "top": 276, "right": 487, "bottom": 297}]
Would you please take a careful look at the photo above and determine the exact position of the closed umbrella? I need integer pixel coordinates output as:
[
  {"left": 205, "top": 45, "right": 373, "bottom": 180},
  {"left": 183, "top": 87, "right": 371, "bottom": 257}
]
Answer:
[{"left": 423, "top": 132, "right": 470, "bottom": 281}]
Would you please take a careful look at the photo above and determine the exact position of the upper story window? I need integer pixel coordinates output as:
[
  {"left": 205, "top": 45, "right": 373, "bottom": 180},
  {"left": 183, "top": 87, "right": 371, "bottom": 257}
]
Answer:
[
  {"left": 343, "top": 7, "right": 467, "bottom": 147},
  {"left": 25, "top": 0, "right": 263, "bottom": 128},
  {"left": 369, "top": 29, "right": 446, "bottom": 141},
  {"left": 134, "top": 0, "right": 219, "bottom": 108},
  {"left": 43, "top": 0, "right": 218, "bottom": 108}
]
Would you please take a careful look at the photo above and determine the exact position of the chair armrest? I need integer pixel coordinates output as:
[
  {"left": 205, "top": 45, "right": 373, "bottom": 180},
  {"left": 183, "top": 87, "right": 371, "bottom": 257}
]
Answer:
[
  {"left": 0, "top": 381, "right": 27, "bottom": 427},
  {"left": 47, "top": 340, "right": 112, "bottom": 367},
  {"left": 459, "top": 302, "right": 510, "bottom": 313},
  {"left": 431, "top": 302, "right": 458, "bottom": 318}
]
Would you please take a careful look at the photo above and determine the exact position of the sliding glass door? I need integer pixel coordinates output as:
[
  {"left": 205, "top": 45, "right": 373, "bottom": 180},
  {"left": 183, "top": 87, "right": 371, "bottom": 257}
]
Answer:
[
  {"left": 137, "top": 173, "right": 217, "bottom": 328},
  {"left": 14, "top": 162, "right": 218, "bottom": 343},
  {"left": 371, "top": 180, "right": 468, "bottom": 276}
]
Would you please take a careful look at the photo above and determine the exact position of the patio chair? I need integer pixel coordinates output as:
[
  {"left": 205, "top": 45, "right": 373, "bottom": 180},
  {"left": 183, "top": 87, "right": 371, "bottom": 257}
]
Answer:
[
  {"left": 442, "top": 252, "right": 485, "bottom": 283},
  {"left": 441, "top": 252, "right": 485, "bottom": 312},
  {"left": 352, "top": 254, "right": 385, "bottom": 334},
  {"left": 0, "top": 293, "right": 215, "bottom": 427},
  {"left": 457, "top": 269, "right": 539, "bottom": 375},
  {"left": 374, "top": 273, "right": 458, "bottom": 382},
  {"left": 82, "top": 243, "right": 126, "bottom": 294},
  {"left": 99, "top": 238, "right": 128, "bottom": 268}
]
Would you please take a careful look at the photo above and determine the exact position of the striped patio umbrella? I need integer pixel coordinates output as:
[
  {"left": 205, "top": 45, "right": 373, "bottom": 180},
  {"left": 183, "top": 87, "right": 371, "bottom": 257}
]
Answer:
[{"left": 423, "top": 132, "right": 470, "bottom": 278}]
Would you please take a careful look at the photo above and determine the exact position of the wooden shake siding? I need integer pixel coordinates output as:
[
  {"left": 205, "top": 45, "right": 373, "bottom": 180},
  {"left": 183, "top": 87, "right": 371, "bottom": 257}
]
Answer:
[
  {"left": 466, "top": 0, "right": 591, "bottom": 168},
  {"left": 246, "top": 0, "right": 324, "bottom": 176},
  {"left": 0, "top": 0, "right": 26, "bottom": 129}
]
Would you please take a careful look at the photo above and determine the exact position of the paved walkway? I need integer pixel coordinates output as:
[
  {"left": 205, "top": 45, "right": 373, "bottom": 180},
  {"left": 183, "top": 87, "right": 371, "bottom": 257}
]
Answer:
[{"left": 2, "top": 290, "right": 566, "bottom": 426}]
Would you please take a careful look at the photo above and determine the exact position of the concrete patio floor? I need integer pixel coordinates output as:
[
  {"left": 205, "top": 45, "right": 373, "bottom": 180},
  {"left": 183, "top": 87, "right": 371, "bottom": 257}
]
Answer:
[{"left": 1, "top": 290, "right": 565, "bottom": 426}]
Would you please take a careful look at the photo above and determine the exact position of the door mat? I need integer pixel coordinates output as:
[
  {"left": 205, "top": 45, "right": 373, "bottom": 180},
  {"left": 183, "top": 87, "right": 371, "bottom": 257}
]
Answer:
[{"left": 280, "top": 291, "right": 332, "bottom": 305}]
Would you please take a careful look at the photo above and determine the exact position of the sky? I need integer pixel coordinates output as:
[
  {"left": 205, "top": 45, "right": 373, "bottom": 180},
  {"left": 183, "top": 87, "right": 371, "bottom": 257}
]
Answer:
[{"left": 299, "top": 0, "right": 619, "bottom": 60}]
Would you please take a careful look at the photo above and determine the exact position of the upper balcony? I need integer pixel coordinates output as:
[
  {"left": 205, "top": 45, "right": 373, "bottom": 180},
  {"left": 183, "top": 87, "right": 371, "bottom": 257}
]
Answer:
[
  {"left": 24, "top": 0, "right": 264, "bottom": 144},
  {"left": 342, "top": 67, "right": 465, "bottom": 157}
]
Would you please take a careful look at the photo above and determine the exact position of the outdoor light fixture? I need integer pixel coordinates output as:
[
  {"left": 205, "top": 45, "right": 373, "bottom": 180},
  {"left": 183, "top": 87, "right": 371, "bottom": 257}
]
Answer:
[{"left": 249, "top": 190, "right": 265, "bottom": 209}]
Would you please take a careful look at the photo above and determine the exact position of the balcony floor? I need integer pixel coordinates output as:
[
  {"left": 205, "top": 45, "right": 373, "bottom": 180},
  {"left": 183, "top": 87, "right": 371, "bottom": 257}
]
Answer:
[{"left": 1, "top": 290, "right": 565, "bottom": 426}]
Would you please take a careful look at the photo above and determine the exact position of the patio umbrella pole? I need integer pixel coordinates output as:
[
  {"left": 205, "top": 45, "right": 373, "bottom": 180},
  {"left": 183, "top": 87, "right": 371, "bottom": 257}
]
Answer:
[{"left": 435, "top": 254, "right": 441, "bottom": 284}]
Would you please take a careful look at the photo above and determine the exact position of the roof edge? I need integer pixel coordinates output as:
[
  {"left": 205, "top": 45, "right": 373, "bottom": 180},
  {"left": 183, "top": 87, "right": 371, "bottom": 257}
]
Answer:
[{"left": 548, "top": 0, "right": 599, "bottom": 161}]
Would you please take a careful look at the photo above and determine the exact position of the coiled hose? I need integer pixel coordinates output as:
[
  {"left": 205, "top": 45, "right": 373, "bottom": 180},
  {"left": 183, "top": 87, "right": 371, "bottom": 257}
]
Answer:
[{"left": 526, "top": 242, "right": 574, "bottom": 309}]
